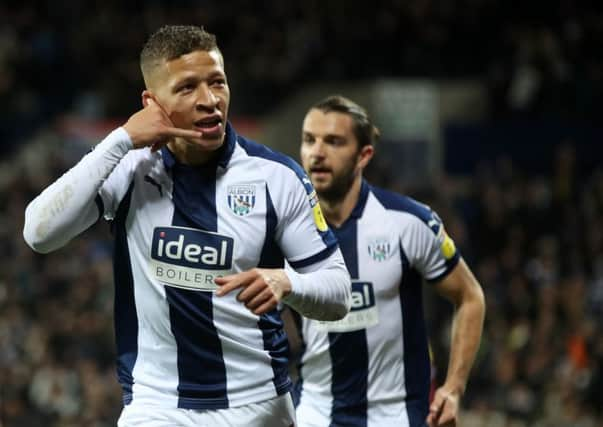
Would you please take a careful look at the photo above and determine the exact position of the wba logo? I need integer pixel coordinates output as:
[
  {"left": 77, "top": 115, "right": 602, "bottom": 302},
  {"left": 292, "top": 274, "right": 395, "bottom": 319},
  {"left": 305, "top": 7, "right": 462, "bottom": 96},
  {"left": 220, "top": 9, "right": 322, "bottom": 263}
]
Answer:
[
  {"left": 149, "top": 227, "right": 234, "bottom": 291},
  {"left": 368, "top": 239, "right": 393, "bottom": 262},
  {"left": 228, "top": 184, "right": 256, "bottom": 216}
]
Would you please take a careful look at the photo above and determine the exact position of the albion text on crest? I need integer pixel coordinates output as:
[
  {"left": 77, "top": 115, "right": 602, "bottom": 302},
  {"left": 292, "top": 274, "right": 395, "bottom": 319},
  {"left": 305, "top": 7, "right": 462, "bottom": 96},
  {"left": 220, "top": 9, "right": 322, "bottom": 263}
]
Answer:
[{"left": 227, "top": 184, "right": 256, "bottom": 216}]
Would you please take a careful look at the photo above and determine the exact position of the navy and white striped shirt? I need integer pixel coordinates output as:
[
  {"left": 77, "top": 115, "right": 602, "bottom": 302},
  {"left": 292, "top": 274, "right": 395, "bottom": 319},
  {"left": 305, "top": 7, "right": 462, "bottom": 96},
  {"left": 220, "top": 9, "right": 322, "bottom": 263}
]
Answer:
[
  {"left": 24, "top": 122, "right": 348, "bottom": 411},
  {"left": 294, "top": 181, "right": 460, "bottom": 427}
]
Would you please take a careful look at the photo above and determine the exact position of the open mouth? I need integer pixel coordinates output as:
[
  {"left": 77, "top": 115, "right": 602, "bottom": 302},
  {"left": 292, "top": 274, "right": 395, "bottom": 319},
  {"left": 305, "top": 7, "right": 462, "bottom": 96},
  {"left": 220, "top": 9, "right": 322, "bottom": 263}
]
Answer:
[{"left": 194, "top": 115, "right": 223, "bottom": 136}]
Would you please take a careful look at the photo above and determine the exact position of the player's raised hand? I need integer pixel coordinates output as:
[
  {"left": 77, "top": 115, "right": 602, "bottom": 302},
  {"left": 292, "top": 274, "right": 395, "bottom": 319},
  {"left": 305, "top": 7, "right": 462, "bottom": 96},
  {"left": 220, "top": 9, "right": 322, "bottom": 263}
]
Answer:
[
  {"left": 215, "top": 268, "right": 292, "bottom": 315},
  {"left": 426, "top": 387, "right": 460, "bottom": 427},
  {"left": 123, "top": 97, "right": 203, "bottom": 151}
]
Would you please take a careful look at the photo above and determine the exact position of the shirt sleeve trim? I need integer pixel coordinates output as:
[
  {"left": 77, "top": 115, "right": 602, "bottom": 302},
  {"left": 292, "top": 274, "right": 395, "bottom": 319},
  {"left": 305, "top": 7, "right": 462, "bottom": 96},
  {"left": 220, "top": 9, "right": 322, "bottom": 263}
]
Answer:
[
  {"left": 425, "top": 252, "right": 461, "bottom": 283},
  {"left": 288, "top": 243, "right": 338, "bottom": 269}
]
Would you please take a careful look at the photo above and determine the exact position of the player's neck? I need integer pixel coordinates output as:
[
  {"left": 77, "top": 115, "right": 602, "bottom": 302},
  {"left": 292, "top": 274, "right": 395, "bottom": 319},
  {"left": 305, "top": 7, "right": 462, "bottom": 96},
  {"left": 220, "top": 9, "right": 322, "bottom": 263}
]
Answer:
[
  {"left": 167, "top": 139, "right": 220, "bottom": 166},
  {"left": 319, "top": 176, "right": 362, "bottom": 228}
]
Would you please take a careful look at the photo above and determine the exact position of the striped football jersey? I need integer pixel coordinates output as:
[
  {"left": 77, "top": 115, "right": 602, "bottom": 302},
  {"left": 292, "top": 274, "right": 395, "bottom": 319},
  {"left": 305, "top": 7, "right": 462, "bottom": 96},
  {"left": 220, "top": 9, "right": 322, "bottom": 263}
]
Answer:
[
  {"left": 294, "top": 180, "right": 460, "bottom": 427},
  {"left": 98, "top": 123, "right": 339, "bottom": 410}
]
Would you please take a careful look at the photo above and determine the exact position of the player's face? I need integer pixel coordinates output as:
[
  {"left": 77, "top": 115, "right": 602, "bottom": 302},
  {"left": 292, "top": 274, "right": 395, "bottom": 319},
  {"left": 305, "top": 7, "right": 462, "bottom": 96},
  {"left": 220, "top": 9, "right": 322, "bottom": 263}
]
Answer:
[
  {"left": 148, "top": 49, "right": 230, "bottom": 152},
  {"left": 301, "top": 109, "right": 368, "bottom": 201}
]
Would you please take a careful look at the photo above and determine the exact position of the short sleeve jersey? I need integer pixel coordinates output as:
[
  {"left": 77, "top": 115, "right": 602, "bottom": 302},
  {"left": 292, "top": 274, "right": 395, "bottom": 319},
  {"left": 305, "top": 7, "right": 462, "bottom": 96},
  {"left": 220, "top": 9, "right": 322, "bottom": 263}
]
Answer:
[{"left": 294, "top": 181, "right": 460, "bottom": 427}]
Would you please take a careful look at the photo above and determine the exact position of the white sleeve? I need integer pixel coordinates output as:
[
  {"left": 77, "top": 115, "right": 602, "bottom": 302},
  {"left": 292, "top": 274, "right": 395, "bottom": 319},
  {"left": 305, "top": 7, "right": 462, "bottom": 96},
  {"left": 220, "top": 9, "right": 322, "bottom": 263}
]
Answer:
[
  {"left": 271, "top": 165, "right": 338, "bottom": 267},
  {"left": 282, "top": 248, "right": 351, "bottom": 321},
  {"left": 23, "top": 127, "right": 133, "bottom": 253},
  {"left": 267, "top": 163, "right": 350, "bottom": 320},
  {"left": 402, "top": 209, "right": 460, "bottom": 282}
]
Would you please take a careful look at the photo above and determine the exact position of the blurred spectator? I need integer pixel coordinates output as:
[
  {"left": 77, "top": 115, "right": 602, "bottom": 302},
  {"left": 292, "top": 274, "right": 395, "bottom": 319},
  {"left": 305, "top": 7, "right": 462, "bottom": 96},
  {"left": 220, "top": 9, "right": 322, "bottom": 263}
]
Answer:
[{"left": 2, "top": 0, "right": 603, "bottom": 153}]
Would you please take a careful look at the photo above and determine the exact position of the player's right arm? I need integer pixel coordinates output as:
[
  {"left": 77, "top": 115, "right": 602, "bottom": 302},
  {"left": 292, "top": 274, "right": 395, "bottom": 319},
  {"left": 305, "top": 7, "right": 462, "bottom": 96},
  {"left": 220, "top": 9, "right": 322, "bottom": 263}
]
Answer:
[{"left": 23, "top": 99, "right": 201, "bottom": 253}]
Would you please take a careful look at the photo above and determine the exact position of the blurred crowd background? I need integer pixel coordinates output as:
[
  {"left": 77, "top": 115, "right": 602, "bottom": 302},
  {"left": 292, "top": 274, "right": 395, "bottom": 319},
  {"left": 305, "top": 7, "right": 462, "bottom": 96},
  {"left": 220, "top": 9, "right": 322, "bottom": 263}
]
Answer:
[{"left": 1, "top": 1, "right": 603, "bottom": 426}]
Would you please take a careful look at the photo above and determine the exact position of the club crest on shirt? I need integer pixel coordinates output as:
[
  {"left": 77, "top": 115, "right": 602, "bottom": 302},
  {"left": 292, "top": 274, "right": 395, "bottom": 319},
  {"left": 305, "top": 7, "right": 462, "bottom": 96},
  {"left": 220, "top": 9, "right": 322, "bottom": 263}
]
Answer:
[
  {"left": 368, "top": 239, "right": 393, "bottom": 262},
  {"left": 227, "top": 184, "right": 256, "bottom": 216}
]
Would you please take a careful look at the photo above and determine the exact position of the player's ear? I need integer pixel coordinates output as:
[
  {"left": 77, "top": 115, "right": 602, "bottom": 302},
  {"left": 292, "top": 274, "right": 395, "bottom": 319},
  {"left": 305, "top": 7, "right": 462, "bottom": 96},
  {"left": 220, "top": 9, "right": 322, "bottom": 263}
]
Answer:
[
  {"left": 141, "top": 90, "right": 153, "bottom": 108},
  {"left": 358, "top": 144, "right": 374, "bottom": 170}
]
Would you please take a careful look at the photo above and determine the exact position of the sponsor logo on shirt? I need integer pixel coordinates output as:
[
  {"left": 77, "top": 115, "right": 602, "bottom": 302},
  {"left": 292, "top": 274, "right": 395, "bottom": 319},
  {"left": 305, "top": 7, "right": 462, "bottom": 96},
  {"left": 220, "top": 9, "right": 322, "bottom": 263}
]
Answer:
[
  {"left": 149, "top": 227, "right": 234, "bottom": 291},
  {"left": 317, "top": 282, "right": 379, "bottom": 332},
  {"left": 350, "top": 281, "right": 376, "bottom": 311},
  {"left": 227, "top": 184, "right": 256, "bottom": 216}
]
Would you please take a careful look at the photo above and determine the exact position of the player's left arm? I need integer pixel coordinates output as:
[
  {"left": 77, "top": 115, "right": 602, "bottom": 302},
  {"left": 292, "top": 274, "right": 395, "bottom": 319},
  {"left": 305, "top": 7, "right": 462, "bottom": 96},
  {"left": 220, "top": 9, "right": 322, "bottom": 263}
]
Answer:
[
  {"left": 215, "top": 248, "right": 350, "bottom": 320},
  {"left": 427, "top": 258, "right": 485, "bottom": 427}
]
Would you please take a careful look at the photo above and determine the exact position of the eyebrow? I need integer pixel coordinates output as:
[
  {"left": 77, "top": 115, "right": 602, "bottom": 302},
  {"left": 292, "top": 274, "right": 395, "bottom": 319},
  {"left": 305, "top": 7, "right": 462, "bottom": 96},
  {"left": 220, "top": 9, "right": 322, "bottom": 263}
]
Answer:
[
  {"left": 171, "top": 75, "right": 198, "bottom": 89},
  {"left": 302, "top": 131, "right": 347, "bottom": 141},
  {"left": 172, "top": 70, "right": 225, "bottom": 86}
]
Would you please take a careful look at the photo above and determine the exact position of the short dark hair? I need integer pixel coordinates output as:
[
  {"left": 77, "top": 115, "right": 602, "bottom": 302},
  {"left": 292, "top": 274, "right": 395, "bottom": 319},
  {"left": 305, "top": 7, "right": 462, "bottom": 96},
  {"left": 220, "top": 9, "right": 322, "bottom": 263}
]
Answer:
[
  {"left": 140, "top": 25, "right": 220, "bottom": 79},
  {"left": 310, "top": 95, "right": 380, "bottom": 147}
]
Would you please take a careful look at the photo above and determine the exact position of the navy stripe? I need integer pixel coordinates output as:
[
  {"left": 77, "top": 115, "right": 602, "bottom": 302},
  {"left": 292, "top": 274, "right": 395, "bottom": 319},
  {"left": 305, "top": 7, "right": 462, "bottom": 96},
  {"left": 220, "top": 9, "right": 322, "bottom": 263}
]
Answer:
[
  {"left": 290, "top": 309, "right": 306, "bottom": 407},
  {"left": 258, "top": 311, "right": 291, "bottom": 394},
  {"left": 168, "top": 162, "right": 228, "bottom": 409},
  {"left": 328, "top": 221, "right": 368, "bottom": 427},
  {"left": 399, "top": 245, "right": 430, "bottom": 425},
  {"left": 112, "top": 182, "right": 137, "bottom": 405},
  {"left": 369, "top": 186, "right": 433, "bottom": 223},
  {"left": 257, "top": 186, "right": 290, "bottom": 394},
  {"left": 236, "top": 137, "right": 308, "bottom": 191},
  {"left": 287, "top": 244, "right": 338, "bottom": 269},
  {"left": 257, "top": 187, "right": 284, "bottom": 268},
  {"left": 292, "top": 378, "right": 303, "bottom": 407}
]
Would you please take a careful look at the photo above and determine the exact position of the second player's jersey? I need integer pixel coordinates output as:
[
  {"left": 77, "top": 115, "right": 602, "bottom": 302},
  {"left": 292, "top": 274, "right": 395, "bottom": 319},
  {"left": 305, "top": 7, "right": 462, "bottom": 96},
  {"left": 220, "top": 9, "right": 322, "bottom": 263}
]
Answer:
[
  {"left": 97, "top": 123, "right": 339, "bottom": 410},
  {"left": 294, "top": 181, "right": 460, "bottom": 427}
]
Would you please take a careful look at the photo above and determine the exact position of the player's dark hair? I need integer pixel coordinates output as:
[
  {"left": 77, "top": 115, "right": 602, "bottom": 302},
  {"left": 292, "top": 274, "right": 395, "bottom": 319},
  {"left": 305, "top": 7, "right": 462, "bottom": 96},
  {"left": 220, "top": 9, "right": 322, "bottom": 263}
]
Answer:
[
  {"left": 140, "top": 25, "right": 220, "bottom": 78},
  {"left": 310, "top": 95, "right": 380, "bottom": 147}
]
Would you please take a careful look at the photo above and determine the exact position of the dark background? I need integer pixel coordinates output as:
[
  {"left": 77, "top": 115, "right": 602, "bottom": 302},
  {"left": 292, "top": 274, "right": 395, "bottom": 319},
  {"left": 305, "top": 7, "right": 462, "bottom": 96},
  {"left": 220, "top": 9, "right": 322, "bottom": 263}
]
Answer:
[{"left": 1, "top": 1, "right": 602, "bottom": 425}]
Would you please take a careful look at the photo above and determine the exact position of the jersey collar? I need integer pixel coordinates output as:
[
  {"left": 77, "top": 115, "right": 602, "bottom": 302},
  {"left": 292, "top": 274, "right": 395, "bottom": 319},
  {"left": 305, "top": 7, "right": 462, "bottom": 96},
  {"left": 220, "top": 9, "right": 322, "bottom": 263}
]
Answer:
[{"left": 349, "top": 179, "right": 370, "bottom": 219}]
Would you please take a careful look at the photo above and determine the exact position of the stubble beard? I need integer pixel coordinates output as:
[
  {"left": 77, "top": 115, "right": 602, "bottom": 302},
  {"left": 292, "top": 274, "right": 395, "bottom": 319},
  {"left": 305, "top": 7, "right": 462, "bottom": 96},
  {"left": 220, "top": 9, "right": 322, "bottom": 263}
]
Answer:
[{"left": 314, "top": 165, "right": 357, "bottom": 205}]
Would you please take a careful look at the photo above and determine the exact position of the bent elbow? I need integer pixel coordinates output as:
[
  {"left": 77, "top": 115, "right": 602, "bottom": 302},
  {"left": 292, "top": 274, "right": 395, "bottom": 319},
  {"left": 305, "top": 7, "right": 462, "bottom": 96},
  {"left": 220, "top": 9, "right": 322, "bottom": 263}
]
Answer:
[
  {"left": 23, "top": 216, "right": 57, "bottom": 254},
  {"left": 322, "top": 283, "right": 352, "bottom": 321},
  {"left": 324, "top": 301, "right": 350, "bottom": 321},
  {"left": 23, "top": 227, "right": 54, "bottom": 254}
]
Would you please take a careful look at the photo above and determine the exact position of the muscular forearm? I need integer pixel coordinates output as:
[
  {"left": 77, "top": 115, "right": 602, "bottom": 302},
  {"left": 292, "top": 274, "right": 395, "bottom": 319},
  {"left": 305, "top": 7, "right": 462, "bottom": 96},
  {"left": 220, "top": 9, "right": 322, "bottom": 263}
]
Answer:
[
  {"left": 23, "top": 128, "right": 132, "bottom": 253},
  {"left": 444, "top": 287, "right": 485, "bottom": 395},
  {"left": 283, "top": 251, "right": 351, "bottom": 321}
]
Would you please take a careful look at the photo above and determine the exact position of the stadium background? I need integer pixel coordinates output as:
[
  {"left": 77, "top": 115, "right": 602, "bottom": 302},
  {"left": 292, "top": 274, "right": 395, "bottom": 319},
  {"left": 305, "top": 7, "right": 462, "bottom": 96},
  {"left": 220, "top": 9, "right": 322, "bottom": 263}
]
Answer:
[{"left": 1, "top": 1, "right": 602, "bottom": 425}]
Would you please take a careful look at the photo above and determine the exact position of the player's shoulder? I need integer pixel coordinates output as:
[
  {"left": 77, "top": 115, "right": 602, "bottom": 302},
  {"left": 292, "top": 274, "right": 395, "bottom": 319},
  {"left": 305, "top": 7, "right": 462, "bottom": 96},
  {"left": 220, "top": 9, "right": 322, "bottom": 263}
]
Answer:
[
  {"left": 369, "top": 185, "right": 434, "bottom": 224},
  {"left": 235, "top": 135, "right": 308, "bottom": 183},
  {"left": 107, "top": 144, "right": 158, "bottom": 179}
]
